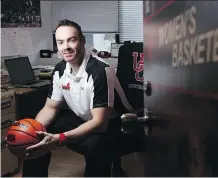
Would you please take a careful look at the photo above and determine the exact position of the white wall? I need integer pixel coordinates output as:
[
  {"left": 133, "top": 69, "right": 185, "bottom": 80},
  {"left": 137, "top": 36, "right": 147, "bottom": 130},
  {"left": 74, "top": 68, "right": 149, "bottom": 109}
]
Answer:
[{"left": 1, "top": 1, "right": 53, "bottom": 65}]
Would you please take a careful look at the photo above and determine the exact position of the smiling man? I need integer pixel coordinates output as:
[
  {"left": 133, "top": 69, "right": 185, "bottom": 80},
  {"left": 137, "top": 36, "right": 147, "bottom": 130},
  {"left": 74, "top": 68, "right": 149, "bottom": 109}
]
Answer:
[{"left": 22, "top": 19, "right": 134, "bottom": 177}]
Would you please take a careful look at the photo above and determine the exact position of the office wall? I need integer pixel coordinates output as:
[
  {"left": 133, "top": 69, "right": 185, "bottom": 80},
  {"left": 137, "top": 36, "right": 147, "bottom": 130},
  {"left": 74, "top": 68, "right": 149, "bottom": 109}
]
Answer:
[
  {"left": 1, "top": 1, "right": 141, "bottom": 65},
  {"left": 1, "top": 1, "right": 53, "bottom": 65},
  {"left": 51, "top": 1, "right": 118, "bottom": 32}
]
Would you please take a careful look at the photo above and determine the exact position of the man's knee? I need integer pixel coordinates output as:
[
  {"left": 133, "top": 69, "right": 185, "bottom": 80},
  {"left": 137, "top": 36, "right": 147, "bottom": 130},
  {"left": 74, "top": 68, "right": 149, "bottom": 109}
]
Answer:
[
  {"left": 86, "top": 134, "right": 111, "bottom": 158},
  {"left": 22, "top": 152, "right": 51, "bottom": 177},
  {"left": 84, "top": 134, "right": 112, "bottom": 176}
]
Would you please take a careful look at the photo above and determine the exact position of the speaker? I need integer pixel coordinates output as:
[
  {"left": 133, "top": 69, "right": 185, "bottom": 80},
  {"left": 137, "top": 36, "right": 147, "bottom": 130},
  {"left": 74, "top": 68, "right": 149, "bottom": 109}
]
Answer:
[
  {"left": 40, "top": 50, "right": 52, "bottom": 58},
  {"left": 115, "top": 34, "right": 120, "bottom": 43}
]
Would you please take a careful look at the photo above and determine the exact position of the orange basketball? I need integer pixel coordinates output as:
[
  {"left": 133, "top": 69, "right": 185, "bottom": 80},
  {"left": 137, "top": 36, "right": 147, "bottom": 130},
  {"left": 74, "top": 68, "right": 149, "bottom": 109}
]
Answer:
[{"left": 6, "top": 118, "right": 46, "bottom": 158}]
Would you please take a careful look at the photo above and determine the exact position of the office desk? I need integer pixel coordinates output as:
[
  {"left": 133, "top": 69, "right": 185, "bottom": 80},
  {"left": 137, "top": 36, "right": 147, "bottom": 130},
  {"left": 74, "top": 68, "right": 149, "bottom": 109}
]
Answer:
[{"left": 15, "top": 86, "right": 49, "bottom": 120}]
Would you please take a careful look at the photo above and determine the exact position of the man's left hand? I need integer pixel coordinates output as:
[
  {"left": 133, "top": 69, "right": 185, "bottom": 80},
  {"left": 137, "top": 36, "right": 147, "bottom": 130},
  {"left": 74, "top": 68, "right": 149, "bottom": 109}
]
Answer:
[{"left": 25, "top": 131, "right": 59, "bottom": 158}]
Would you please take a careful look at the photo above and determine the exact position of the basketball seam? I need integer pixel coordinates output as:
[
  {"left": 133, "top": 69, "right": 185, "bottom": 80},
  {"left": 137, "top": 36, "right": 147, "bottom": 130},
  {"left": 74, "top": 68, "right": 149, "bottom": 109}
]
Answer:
[
  {"left": 22, "top": 119, "right": 38, "bottom": 131},
  {"left": 8, "top": 129, "right": 39, "bottom": 140}
]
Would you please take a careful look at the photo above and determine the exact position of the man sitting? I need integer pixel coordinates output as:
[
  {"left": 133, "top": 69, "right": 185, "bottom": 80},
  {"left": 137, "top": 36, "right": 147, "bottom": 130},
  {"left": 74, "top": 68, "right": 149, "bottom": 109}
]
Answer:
[{"left": 22, "top": 19, "right": 134, "bottom": 177}]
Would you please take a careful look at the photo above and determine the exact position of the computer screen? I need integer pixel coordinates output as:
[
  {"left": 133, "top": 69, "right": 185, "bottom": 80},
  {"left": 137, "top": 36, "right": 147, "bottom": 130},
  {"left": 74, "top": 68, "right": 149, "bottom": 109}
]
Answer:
[{"left": 5, "top": 57, "right": 36, "bottom": 85}]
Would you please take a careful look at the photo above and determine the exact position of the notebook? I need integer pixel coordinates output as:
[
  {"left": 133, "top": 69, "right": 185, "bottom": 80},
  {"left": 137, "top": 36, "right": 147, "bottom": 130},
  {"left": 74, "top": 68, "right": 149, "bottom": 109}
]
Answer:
[{"left": 5, "top": 57, "right": 51, "bottom": 88}]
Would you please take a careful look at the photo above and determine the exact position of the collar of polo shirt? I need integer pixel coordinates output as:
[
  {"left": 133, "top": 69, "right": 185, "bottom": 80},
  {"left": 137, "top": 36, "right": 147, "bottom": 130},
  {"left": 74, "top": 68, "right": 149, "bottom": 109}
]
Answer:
[{"left": 65, "top": 51, "right": 91, "bottom": 80}]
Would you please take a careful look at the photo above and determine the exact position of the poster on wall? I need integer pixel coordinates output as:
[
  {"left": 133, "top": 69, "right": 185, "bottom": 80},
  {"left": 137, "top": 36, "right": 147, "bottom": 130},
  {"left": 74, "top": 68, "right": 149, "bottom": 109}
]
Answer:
[{"left": 1, "top": 0, "right": 41, "bottom": 28}]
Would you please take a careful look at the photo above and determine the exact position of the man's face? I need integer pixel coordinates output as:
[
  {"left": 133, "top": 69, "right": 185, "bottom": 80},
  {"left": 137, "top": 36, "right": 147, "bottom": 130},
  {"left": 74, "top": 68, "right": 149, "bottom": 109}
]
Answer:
[{"left": 55, "top": 26, "right": 84, "bottom": 64}]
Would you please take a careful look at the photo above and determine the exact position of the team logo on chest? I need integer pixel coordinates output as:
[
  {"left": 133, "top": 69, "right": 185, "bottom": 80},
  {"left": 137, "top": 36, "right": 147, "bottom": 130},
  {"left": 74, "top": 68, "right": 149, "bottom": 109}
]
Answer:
[{"left": 62, "top": 82, "right": 70, "bottom": 90}]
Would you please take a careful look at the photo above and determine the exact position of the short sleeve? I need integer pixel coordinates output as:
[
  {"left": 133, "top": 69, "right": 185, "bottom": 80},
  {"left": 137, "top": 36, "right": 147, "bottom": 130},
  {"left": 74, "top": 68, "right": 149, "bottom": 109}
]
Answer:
[
  {"left": 48, "top": 64, "right": 64, "bottom": 102},
  {"left": 90, "top": 67, "right": 115, "bottom": 109}
]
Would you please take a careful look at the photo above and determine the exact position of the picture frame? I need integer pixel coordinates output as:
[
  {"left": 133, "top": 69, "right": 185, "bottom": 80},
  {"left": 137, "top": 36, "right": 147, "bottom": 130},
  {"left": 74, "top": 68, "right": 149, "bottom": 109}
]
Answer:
[
  {"left": 110, "top": 43, "right": 124, "bottom": 58},
  {"left": 1, "top": 0, "right": 41, "bottom": 28}
]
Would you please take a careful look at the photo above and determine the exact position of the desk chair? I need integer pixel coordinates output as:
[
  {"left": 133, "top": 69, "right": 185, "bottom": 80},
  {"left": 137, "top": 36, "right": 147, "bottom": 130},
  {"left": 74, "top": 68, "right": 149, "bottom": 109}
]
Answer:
[{"left": 110, "top": 42, "right": 146, "bottom": 176}]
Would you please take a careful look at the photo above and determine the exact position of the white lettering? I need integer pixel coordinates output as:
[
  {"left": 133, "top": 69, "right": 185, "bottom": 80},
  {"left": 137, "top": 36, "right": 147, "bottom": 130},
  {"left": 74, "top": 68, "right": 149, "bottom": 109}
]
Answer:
[
  {"left": 178, "top": 41, "right": 183, "bottom": 65},
  {"left": 212, "top": 29, "right": 218, "bottom": 62},
  {"left": 159, "top": 27, "right": 164, "bottom": 47},
  {"left": 175, "top": 15, "right": 182, "bottom": 41},
  {"left": 190, "top": 36, "right": 197, "bottom": 64},
  {"left": 188, "top": 5, "right": 196, "bottom": 35},
  {"left": 172, "top": 28, "right": 218, "bottom": 67},
  {"left": 172, "top": 44, "right": 178, "bottom": 67},
  {"left": 183, "top": 39, "right": 190, "bottom": 66},
  {"left": 156, "top": 5, "right": 217, "bottom": 67},
  {"left": 205, "top": 31, "right": 214, "bottom": 62},
  {"left": 196, "top": 34, "right": 205, "bottom": 64},
  {"left": 158, "top": 5, "right": 196, "bottom": 48}
]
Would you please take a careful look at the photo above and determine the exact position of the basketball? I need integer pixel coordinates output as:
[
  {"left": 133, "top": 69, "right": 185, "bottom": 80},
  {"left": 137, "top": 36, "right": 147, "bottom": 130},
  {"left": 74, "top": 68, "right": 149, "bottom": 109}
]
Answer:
[{"left": 6, "top": 118, "right": 47, "bottom": 158}]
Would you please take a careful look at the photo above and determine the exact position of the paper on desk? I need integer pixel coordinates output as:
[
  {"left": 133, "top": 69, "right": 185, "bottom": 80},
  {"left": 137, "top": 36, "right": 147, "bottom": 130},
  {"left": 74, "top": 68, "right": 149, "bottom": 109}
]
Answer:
[{"left": 32, "top": 65, "right": 55, "bottom": 70}]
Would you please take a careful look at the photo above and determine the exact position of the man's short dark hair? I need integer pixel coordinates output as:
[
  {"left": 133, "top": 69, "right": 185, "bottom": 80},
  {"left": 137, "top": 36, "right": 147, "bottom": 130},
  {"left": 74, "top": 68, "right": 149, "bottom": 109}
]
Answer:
[{"left": 55, "top": 19, "right": 83, "bottom": 40}]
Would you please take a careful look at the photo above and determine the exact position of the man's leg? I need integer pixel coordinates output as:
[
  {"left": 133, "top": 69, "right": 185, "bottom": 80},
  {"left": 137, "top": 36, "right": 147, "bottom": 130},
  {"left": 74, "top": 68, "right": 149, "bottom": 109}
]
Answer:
[
  {"left": 84, "top": 134, "right": 113, "bottom": 177},
  {"left": 22, "top": 109, "right": 119, "bottom": 177},
  {"left": 22, "top": 152, "right": 51, "bottom": 177},
  {"left": 67, "top": 119, "right": 121, "bottom": 177},
  {"left": 66, "top": 133, "right": 113, "bottom": 177},
  {"left": 22, "top": 109, "right": 84, "bottom": 177}
]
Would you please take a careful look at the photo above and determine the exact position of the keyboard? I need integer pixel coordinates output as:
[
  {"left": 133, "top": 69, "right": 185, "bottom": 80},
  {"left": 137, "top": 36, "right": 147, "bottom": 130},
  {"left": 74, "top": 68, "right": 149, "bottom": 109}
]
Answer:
[{"left": 25, "top": 80, "right": 43, "bottom": 85}]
